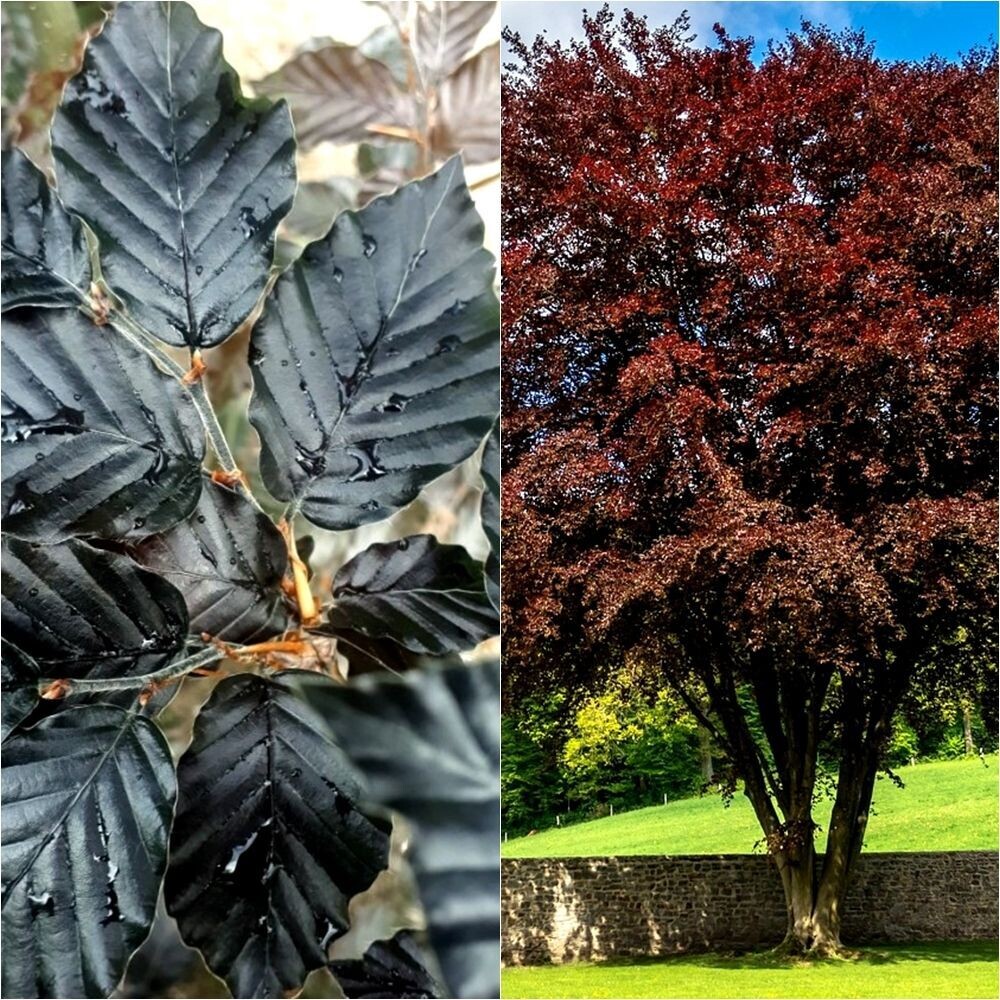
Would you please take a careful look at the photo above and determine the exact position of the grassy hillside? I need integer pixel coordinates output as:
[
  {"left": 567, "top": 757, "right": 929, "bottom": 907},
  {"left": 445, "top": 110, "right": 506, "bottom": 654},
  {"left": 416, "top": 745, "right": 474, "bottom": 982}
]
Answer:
[
  {"left": 501, "top": 942, "right": 999, "bottom": 999},
  {"left": 502, "top": 755, "right": 998, "bottom": 858}
]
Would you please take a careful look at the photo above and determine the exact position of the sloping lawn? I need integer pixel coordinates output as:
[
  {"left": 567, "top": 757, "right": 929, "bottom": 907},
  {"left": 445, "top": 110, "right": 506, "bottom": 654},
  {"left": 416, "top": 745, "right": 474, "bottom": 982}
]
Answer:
[
  {"left": 501, "top": 942, "right": 1000, "bottom": 998},
  {"left": 503, "top": 755, "right": 999, "bottom": 858}
]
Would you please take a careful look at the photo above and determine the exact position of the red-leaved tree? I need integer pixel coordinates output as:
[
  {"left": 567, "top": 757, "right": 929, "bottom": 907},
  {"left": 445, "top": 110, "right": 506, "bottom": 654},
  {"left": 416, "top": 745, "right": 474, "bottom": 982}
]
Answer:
[{"left": 501, "top": 8, "right": 998, "bottom": 954}]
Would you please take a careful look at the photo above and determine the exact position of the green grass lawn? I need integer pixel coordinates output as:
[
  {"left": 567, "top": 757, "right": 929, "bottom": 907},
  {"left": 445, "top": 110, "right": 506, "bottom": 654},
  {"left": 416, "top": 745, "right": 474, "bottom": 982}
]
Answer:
[
  {"left": 501, "top": 942, "right": 1000, "bottom": 998},
  {"left": 503, "top": 755, "right": 999, "bottom": 858}
]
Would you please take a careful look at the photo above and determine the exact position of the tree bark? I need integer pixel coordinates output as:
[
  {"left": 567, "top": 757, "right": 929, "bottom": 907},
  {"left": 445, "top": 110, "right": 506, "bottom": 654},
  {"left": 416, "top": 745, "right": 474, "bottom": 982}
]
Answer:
[
  {"left": 962, "top": 702, "right": 975, "bottom": 755},
  {"left": 698, "top": 726, "right": 714, "bottom": 783}
]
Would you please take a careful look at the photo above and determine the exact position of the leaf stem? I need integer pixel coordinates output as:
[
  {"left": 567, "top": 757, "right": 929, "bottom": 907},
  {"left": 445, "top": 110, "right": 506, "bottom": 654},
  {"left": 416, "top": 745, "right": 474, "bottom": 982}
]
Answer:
[
  {"left": 278, "top": 519, "right": 320, "bottom": 625},
  {"left": 394, "top": 0, "right": 432, "bottom": 175}
]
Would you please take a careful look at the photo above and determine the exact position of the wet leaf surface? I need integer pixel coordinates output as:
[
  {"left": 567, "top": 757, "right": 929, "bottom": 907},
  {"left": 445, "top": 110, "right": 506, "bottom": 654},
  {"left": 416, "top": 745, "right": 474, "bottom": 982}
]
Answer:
[
  {"left": 1, "top": 307, "right": 205, "bottom": 542},
  {"left": 1, "top": 640, "right": 41, "bottom": 742},
  {"left": 166, "top": 672, "right": 392, "bottom": 999},
  {"left": 1, "top": 536, "right": 189, "bottom": 727},
  {"left": 330, "top": 629, "right": 463, "bottom": 680},
  {"left": 50, "top": 0, "right": 296, "bottom": 348},
  {"left": 1, "top": 705, "right": 176, "bottom": 999},
  {"left": 130, "top": 478, "right": 290, "bottom": 644},
  {"left": 329, "top": 930, "right": 441, "bottom": 999},
  {"left": 249, "top": 156, "right": 499, "bottom": 531},
  {"left": 325, "top": 534, "right": 497, "bottom": 655},
  {"left": 293, "top": 661, "right": 501, "bottom": 1000},
  {"left": 1, "top": 148, "right": 90, "bottom": 311},
  {"left": 480, "top": 419, "right": 500, "bottom": 611}
]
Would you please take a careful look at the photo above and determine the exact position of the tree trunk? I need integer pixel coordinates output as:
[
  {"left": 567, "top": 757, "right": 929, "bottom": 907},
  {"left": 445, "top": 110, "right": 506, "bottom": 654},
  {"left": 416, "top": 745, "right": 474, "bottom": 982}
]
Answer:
[
  {"left": 766, "top": 815, "right": 851, "bottom": 956},
  {"left": 772, "top": 843, "right": 852, "bottom": 954},
  {"left": 698, "top": 726, "right": 714, "bottom": 783},
  {"left": 962, "top": 702, "right": 975, "bottom": 756}
]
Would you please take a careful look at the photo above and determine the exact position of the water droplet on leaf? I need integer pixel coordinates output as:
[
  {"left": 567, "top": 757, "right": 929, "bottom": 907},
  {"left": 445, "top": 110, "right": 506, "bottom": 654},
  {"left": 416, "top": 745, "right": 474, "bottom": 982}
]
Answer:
[
  {"left": 238, "top": 206, "right": 260, "bottom": 238},
  {"left": 433, "top": 335, "right": 461, "bottom": 355},
  {"left": 374, "top": 393, "right": 409, "bottom": 413},
  {"left": 27, "top": 892, "right": 55, "bottom": 919},
  {"left": 295, "top": 441, "right": 327, "bottom": 478},
  {"left": 346, "top": 443, "right": 387, "bottom": 482}
]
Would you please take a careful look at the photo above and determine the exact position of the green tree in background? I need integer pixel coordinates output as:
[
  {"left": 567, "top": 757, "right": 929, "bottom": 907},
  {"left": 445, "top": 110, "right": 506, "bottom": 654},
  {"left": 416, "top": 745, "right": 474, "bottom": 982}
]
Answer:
[
  {"left": 502, "top": 690, "right": 570, "bottom": 832},
  {"left": 562, "top": 679, "right": 703, "bottom": 809}
]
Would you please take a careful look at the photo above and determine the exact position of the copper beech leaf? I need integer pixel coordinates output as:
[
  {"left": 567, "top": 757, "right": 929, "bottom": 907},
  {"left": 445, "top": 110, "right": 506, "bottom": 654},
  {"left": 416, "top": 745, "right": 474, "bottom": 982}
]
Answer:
[
  {"left": 50, "top": 0, "right": 296, "bottom": 349},
  {"left": 1, "top": 307, "right": 205, "bottom": 543},
  {"left": 248, "top": 156, "right": 499, "bottom": 531},
  {"left": 257, "top": 5, "right": 498, "bottom": 166},
  {"left": 414, "top": 1, "right": 494, "bottom": 88},
  {"left": 294, "top": 661, "right": 501, "bottom": 1000},
  {"left": 431, "top": 42, "right": 500, "bottom": 165},
  {"left": 1, "top": 705, "right": 176, "bottom": 999},
  {"left": 254, "top": 43, "right": 406, "bottom": 152},
  {"left": 0, "top": 148, "right": 91, "bottom": 311},
  {"left": 0, "top": 641, "right": 41, "bottom": 742},
  {"left": 129, "top": 478, "right": 290, "bottom": 644},
  {"left": 0, "top": 537, "right": 188, "bottom": 727},
  {"left": 166, "top": 673, "right": 392, "bottom": 999},
  {"left": 329, "top": 931, "right": 441, "bottom": 999},
  {"left": 325, "top": 534, "right": 497, "bottom": 655},
  {"left": 479, "top": 419, "right": 500, "bottom": 611}
]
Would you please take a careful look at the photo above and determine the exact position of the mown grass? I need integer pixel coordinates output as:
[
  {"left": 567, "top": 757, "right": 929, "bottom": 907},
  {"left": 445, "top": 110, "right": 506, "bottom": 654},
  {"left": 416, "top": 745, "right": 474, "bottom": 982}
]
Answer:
[
  {"left": 503, "top": 755, "right": 999, "bottom": 858},
  {"left": 501, "top": 941, "right": 1000, "bottom": 998}
]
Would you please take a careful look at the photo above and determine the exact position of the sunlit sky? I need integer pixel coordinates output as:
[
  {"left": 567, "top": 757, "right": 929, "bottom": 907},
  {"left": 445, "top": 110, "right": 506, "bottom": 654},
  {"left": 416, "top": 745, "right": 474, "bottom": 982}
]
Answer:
[{"left": 502, "top": 1, "right": 998, "bottom": 62}]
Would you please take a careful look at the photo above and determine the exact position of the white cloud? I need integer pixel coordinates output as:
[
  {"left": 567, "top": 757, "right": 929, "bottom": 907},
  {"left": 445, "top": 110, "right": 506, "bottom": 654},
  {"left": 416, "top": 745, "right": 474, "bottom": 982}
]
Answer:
[{"left": 501, "top": 1, "right": 858, "bottom": 56}]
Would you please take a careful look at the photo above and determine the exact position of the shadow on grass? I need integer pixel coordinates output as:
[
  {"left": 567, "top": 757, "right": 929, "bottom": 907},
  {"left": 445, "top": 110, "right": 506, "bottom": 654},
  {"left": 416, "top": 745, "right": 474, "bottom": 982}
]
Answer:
[{"left": 544, "top": 941, "right": 999, "bottom": 972}]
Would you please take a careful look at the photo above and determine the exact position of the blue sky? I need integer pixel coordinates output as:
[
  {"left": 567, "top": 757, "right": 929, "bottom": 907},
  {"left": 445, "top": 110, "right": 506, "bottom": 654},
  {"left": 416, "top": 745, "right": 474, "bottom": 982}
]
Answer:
[{"left": 502, "top": 1, "right": 998, "bottom": 62}]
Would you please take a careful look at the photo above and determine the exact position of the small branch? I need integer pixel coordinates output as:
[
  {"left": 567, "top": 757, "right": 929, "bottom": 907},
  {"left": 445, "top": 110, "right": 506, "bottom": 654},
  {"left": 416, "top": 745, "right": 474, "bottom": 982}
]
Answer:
[
  {"left": 365, "top": 123, "right": 426, "bottom": 145},
  {"left": 203, "top": 632, "right": 315, "bottom": 660},
  {"left": 187, "top": 376, "right": 233, "bottom": 468},
  {"left": 396, "top": 0, "right": 432, "bottom": 176},
  {"left": 38, "top": 645, "right": 225, "bottom": 696},
  {"left": 93, "top": 292, "right": 267, "bottom": 517}
]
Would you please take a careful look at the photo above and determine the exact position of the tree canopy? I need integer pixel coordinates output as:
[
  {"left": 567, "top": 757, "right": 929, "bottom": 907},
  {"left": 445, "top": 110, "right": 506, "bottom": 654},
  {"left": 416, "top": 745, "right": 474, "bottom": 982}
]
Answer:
[{"left": 501, "top": 7, "right": 997, "bottom": 954}]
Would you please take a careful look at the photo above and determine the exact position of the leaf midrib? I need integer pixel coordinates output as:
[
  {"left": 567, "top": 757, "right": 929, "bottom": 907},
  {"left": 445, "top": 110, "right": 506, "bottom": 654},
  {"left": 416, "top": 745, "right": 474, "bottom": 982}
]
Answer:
[
  {"left": 296, "top": 158, "right": 460, "bottom": 497},
  {"left": 164, "top": 1, "right": 198, "bottom": 342}
]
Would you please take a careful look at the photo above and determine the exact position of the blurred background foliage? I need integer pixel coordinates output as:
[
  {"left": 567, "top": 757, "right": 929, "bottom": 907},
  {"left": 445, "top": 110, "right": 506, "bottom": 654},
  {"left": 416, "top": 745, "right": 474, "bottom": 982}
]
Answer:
[{"left": 2, "top": 3, "right": 499, "bottom": 995}]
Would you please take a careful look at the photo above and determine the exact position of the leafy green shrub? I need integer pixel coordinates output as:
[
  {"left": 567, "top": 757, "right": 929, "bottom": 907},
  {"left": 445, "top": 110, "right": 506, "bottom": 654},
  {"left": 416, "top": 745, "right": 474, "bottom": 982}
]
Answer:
[{"left": 885, "top": 716, "right": 921, "bottom": 766}]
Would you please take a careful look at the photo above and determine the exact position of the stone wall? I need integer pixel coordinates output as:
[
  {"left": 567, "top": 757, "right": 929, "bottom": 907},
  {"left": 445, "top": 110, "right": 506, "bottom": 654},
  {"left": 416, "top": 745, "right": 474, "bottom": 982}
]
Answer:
[{"left": 502, "top": 852, "right": 999, "bottom": 965}]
